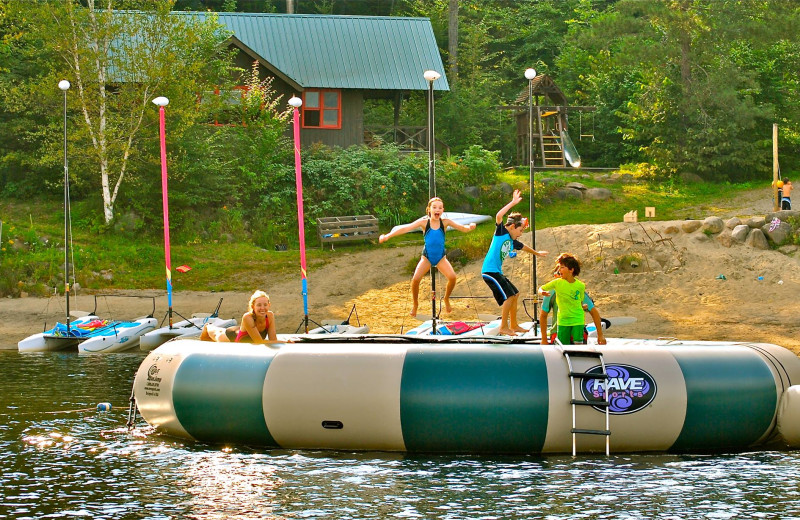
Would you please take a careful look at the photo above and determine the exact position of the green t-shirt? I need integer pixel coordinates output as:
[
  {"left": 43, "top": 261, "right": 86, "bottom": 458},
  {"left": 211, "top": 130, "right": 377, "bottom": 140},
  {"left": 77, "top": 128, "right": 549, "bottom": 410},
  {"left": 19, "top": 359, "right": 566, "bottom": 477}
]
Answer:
[{"left": 540, "top": 277, "right": 586, "bottom": 326}]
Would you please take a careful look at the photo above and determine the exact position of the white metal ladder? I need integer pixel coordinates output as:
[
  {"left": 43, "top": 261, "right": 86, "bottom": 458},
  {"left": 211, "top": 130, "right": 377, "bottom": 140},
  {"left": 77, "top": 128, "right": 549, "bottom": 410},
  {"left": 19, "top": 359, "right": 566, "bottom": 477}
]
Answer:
[{"left": 563, "top": 349, "right": 611, "bottom": 456}]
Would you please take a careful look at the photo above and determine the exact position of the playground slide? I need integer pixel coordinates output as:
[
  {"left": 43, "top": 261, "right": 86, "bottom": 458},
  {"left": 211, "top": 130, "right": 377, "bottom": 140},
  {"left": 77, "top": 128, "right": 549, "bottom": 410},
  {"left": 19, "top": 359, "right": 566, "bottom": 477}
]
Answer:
[{"left": 561, "top": 129, "right": 581, "bottom": 167}]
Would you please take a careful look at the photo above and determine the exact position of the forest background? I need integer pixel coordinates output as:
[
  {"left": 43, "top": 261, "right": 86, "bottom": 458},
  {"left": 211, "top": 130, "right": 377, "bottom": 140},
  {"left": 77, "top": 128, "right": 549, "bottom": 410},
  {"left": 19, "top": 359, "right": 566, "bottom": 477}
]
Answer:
[{"left": 2, "top": 0, "right": 800, "bottom": 297}]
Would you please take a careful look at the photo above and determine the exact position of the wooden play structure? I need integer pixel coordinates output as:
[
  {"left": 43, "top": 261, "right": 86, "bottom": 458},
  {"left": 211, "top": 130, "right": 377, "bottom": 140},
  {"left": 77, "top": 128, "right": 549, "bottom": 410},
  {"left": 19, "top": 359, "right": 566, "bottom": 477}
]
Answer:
[{"left": 508, "top": 74, "right": 595, "bottom": 168}]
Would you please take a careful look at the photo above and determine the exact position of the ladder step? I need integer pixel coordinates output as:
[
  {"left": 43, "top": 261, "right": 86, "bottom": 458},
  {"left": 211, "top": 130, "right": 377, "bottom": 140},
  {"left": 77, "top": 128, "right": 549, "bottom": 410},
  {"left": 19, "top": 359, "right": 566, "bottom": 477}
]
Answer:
[
  {"left": 572, "top": 428, "right": 611, "bottom": 436},
  {"left": 571, "top": 399, "right": 609, "bottom": 407},
  {"left": 569, "top": 371, "right": 608, "bottom": 379},
  {"left": 564, "top": 350, "right": 603, "bottom": 357}
]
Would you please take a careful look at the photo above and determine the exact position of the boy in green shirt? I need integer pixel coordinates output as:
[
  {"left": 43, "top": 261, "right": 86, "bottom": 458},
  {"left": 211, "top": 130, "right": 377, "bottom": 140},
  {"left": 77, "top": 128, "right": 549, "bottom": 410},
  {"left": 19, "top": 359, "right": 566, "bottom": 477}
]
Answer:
[{"left": 538, "top": 253, "right": 586, "bottom": 345}]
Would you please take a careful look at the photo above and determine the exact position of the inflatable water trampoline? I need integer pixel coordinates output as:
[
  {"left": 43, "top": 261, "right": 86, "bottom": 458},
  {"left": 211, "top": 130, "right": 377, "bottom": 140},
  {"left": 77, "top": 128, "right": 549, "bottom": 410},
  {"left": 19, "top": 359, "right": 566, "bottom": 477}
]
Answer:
[{"left": 131, "top": 335, "right": 800, "bottom": 454}]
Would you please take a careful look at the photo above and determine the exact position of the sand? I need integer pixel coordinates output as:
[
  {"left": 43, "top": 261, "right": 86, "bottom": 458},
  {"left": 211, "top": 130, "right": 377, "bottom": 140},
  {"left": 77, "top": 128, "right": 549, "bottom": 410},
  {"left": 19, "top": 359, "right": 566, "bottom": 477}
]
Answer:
[{"left": 4, "top": 187, "right": 799, "bottom": 353}]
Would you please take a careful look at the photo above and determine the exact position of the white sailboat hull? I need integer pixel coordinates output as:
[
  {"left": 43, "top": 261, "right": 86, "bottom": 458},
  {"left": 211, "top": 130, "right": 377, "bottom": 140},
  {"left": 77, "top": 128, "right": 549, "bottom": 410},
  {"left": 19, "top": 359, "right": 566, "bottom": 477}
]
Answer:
[
  {"left": 140, "top": 316, "right": 237, "bottom": 351},
  {"left": 17, "top": 315, "right": 101, "bottom": 353},
  {"left": 78, "top": 318, "right": 158, "bottom": 354}
]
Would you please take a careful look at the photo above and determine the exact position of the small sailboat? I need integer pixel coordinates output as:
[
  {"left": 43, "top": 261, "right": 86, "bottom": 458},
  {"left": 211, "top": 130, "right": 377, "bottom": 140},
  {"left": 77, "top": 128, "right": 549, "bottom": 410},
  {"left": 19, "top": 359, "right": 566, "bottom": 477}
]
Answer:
[
  {"left": 140, "top": 299, "right": 237, "bottom": 351},
  {"left": 18, "top": 80, "right": 106, "bottom": 353}
]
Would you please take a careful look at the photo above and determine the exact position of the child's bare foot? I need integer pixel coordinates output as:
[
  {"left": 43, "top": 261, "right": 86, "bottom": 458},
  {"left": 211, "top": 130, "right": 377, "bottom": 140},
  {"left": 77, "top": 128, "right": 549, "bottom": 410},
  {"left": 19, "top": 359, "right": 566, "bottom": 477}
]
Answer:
[
  {"left": 497, "top": 327, "right": 518, "bottom": 336},
  {"left": 444, "top": 298, "right": 453, "bottom": 314},
  {"left": 512, "top": 325, "right": 529, "bottom": 333},
  {"left": 409, "top": 304, "right": 418, "bottom": 317}
]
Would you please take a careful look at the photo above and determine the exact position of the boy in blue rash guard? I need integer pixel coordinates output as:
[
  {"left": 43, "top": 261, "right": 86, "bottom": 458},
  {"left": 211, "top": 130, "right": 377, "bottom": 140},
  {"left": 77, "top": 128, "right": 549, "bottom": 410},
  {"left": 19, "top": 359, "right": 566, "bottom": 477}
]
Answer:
[
  {"left": 380, "top": 197, "right": 477, "bottom": 317},
  {"left": 481, "top": 189, "right": 548, "bottom": 336}
]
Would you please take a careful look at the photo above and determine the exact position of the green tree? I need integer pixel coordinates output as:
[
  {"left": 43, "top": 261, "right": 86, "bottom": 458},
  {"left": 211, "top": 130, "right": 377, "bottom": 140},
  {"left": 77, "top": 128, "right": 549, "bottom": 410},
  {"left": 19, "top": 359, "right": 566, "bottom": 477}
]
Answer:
[{"left": 25, "top": 0, "right": 235, "bottom": 223}]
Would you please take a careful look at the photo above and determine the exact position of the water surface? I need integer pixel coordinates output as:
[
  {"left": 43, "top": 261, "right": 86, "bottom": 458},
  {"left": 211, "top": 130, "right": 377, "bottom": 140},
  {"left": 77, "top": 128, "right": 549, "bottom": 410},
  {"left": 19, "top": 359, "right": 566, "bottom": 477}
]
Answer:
[{"left": 1, "top": 349, "right": 798, "bottom": 519}]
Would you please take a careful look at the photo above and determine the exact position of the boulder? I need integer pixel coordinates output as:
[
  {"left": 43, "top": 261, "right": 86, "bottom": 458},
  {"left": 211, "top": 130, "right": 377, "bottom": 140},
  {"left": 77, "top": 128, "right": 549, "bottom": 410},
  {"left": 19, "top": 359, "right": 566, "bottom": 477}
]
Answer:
[
  {"left": 663, "top": 225, "right": 680, "bottom": 234},
  {"left": 446, "top": 248, "right": 465, "bottom": 262},
  {"left": 765, "top": 209, "right": 800, "bottom": 222},
  {"left": 701, "top": 216, "right": 725, "bottom": 234},
  {"left": 746, "top": 216, "right": 766, "bottom": 228},
  {"left": 462, "top": 186, "right": 481, "bottom": 198},
  {"left": 679, "top": 172, "right": 704, "bottom": 183},
  {"left": 556, "top": 187, "right": 583, "bottom": 200},
  {"left": 584, "top": 188, "right": 613, "bottom": 201},
  {"left": 493, "top": 182, "right": 513, "bottom": 195},
  {"left": 681, "top": 220, "right": 702, "bottom": 233},
  {"left": 762, "top": 221, "right": 792, "bottom": 246},
  {"left": 745, "top": 229, "right": 770, "bottom": 250},
  {"left": 565, "top": 182, "right": 587, "bottom": 191},
  {"left": 726, "top": 217, "right": 742, "bottom": 229},
  {"left": 731, "top": 225, "right": 750, "bottom": 243},
  {"left": 716, "top": 230, "right": 733, "bottom": 248}
]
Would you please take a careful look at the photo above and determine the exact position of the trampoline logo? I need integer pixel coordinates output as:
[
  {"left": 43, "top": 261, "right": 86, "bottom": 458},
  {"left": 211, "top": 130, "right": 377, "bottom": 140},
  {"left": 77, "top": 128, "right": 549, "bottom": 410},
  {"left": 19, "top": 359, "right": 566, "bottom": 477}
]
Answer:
[{"left": 579, "top": 364, "right": 656, "bottom": 414}]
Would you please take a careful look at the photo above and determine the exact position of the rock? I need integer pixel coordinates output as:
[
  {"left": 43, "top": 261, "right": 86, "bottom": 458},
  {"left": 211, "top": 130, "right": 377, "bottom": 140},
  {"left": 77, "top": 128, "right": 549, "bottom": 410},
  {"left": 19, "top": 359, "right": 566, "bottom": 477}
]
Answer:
[
  {"left": 556, "top": 187, "right": 583, "bottom": 200},
  {"left": 462, "top": 186, "right": 481, "bottom": 198},
  {"left": 731, "top": 225, "right": 750, "bottom": 243},
  {"left": 716, "top": 230, "right": 733, "bottom": 248},
  {"left": 762, "top": 221, "right": 792, "bottom": 246},
  {"left": 493, "top": 182, "right": 513, "bottom": 195},
  {"left": 72, "top": 282, "right": 81, "bottom": 292},
  {"left": 681, "top": 220, "right": 702, "bottom": 233},
  {"left": 691, "top": 232, "right": 710, "bottom": 243},
  {"left": 701, "top": 216, "right": 725, "bottom": 234},
  {"left": 101, "top": 270, "right": 114, "bottom": 281},
  {"left": 745, "top": 228, "right": 770, "bottom": 250},
  {"left": 606, "top": 173, "right": 622, "bottom": 183},
  {"left": 746, "top": 216, "right": 766, "bottom": 228},
  {"left": 679, "top": 172, "right": 704, "bottom": 183},
  {"left": 726, "top": 217, "right": 741, "bottom": 229},
  {"left": 765, "top": 210, "right": 800, "bottom": 222},
  {"left": 446, "top": 248, "right": 465, "bottom": 261},
  {"left": 540, "top": 177, "right": 560, "bottom": 186},
  {"left": 779, "top": 244, "right": 800, "bottom": 254},
  {"left": 584, "top": 188, "right": 613, "bottom": 201},
  {"left": 564, "top": 182, "right": 587, "bottom": 190},
  {"left": 663, "top": 225, "right": 680, "bottom": 234}
]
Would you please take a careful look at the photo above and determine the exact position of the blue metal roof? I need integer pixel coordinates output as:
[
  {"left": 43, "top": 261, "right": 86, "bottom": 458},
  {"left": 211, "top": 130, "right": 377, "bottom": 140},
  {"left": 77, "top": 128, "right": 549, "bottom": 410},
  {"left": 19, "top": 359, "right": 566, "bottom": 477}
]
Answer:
[{"left": 187, "top": 12, "right": 448, "bottom": 91}]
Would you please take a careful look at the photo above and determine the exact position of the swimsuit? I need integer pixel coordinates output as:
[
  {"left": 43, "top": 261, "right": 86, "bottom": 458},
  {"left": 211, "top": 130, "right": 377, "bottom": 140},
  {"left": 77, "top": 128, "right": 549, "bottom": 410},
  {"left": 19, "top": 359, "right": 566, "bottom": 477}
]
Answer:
[
  {"left": 226, "top": 314, "right": 270, "bottom": 342},
  {"left": 422, "top": 218, "right": 446, "bottom": 265},
  {"left": 782, "top": 197, "right": 791, "bottom": 210}
]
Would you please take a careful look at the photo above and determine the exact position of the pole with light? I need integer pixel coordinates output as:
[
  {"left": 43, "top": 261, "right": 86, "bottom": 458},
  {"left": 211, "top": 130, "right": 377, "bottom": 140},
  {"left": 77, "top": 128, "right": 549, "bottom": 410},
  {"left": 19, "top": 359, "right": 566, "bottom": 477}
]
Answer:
[
  {"left": 153, "top": 96, "right": 174, "bottom": 329},
  {"left": 524, "top": 67, "right": 539, "bottom": 324},
  {"left": 59, "top": 79, "right": 72, "bottom": 334},
  {"left": 289, "top": 95, "right": 310, "bottom": 333},
  {"left": 423, "top": 69, "right": 441, "bottom": 332}
]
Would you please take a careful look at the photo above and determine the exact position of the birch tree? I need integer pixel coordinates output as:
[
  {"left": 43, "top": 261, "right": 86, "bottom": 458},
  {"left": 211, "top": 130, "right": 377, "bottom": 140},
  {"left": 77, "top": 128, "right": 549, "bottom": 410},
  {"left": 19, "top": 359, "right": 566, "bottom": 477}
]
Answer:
[{"left": 43, "top": 0, "right": 233, "bottom": 223}]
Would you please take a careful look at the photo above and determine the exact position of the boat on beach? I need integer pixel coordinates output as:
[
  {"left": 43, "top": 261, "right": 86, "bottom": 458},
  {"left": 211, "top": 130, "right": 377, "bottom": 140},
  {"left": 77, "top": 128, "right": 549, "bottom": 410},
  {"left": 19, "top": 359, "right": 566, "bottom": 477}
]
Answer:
[{"left": 131, "top": 335, "right": 800, "bottom": 454}]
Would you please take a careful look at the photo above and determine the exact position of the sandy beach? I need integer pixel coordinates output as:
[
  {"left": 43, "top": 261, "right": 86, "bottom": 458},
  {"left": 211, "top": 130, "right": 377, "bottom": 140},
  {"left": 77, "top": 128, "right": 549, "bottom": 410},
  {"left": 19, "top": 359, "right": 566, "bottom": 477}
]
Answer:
[{"left": 4, "top": 187, "right": 798, "bottom": 353}]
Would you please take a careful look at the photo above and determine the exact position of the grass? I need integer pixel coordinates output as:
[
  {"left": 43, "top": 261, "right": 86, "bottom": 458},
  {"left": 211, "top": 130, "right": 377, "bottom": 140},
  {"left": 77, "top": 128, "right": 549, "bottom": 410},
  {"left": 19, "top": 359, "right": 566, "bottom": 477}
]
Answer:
[{"left": 0, "top": 174, "right": 762, "bottom": 296}]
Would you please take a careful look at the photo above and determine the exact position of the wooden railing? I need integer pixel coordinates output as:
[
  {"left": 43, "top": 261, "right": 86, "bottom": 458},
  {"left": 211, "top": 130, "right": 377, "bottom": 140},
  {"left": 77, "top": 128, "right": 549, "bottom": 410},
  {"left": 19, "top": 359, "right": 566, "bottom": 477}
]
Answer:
[{"left": 364, "top": 125, "right": 450, "bottom": 155}]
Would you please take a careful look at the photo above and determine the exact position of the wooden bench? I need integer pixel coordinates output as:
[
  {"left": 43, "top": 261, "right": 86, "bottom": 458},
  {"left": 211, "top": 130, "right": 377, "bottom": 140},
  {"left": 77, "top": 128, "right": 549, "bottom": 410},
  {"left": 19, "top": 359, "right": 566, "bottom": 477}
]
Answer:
[{"left": 316, "top": 215, "right": 379, "bottom": 249}]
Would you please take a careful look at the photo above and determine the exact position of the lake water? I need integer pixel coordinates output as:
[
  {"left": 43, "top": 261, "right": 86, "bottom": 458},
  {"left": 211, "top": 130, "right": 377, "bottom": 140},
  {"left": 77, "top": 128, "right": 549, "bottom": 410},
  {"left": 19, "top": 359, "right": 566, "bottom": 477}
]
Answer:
[{"left": 2, "top": 348, "right": 800, "bottom": 519}]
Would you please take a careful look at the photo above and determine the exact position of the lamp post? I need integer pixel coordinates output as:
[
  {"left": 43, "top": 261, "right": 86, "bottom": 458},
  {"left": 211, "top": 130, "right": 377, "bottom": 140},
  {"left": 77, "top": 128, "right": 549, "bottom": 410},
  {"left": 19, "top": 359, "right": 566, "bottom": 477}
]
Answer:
[
  {"left": 289, "top": 95, "right": 310, "bottom": 333},
  {"left": 423, "top": 69, "right": 441, "bottom": 200},
  {"left": 524, "top": 67, "right": 539, "bottom": 323},
  {"left": 152, "top": 96, "right": 173, "bottom": 328},
  {"left": 423, "top": 69, "right": 440, "bottom": 332},
  {"left": 58, "top": 79, "right": 72, "bottom": 333}
]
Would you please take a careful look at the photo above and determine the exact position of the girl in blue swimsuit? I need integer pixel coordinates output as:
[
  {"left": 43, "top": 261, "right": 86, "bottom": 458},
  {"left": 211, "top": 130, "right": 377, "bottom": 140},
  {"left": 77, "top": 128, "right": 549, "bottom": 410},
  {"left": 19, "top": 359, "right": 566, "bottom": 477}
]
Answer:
[{"left": 379, "top": 197, "right": 477, "bottom": 317}]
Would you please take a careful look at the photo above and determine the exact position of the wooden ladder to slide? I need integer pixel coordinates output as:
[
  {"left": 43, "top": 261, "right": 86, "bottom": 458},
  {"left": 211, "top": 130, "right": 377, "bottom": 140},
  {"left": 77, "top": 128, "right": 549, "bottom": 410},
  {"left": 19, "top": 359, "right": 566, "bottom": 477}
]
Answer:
[
  {"left": 542, "top": 134, "right": 565, "bottom": 167},
  {"left": 563, "top": 348, "right": 611, "bottom": 456}
]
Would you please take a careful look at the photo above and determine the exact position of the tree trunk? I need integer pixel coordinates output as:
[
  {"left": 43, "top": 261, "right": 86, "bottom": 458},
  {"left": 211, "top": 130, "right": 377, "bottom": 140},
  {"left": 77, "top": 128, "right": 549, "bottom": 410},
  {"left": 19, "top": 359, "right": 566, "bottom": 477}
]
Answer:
[
  {"left": 287, "top": 0, "right": 295, "bottom": 14},
  {"left": 448, "top": 0, "right": 458, "bottom": 83}
]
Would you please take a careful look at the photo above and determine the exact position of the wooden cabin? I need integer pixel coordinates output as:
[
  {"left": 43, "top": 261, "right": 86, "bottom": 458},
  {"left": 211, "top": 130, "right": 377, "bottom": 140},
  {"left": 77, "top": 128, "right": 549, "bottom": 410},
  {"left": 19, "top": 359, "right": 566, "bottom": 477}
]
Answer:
[
  {"left": 512, "top": 74, "right": 594, "bottom": 168},
  {"left": 191, "top": 13, "right": 449, "bottom": 150}
]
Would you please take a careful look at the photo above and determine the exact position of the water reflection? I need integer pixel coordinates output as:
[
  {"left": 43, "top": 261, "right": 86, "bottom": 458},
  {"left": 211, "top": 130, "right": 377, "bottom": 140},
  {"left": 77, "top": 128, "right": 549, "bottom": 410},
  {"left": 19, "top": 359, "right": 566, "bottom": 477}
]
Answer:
[{"left": 1, "top": 350, "right": 799, "bottom": 519}]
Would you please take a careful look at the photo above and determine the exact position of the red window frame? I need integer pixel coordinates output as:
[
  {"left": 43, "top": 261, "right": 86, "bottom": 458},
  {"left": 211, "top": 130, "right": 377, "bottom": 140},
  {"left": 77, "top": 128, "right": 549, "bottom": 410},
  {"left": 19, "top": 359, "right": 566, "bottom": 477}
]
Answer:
[{"left": 302, "top": 89, "right": 341, "bottom": 129}]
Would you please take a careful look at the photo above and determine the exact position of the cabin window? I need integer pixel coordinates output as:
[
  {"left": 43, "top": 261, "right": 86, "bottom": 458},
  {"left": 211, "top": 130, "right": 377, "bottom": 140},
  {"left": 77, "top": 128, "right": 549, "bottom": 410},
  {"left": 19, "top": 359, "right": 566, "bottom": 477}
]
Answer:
[
  {"left": 302, "top": 89, "right": 341, "bottom": 129},
  {"left": 200, "top": 86, "right": 248, "bottom": 126}
]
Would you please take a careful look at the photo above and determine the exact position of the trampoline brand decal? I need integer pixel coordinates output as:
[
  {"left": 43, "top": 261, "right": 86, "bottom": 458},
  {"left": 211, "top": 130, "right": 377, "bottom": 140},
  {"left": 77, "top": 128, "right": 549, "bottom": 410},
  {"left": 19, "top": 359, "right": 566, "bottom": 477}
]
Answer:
[{"left": 580, "top": 364, "right": 656, "bottom": 414}]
